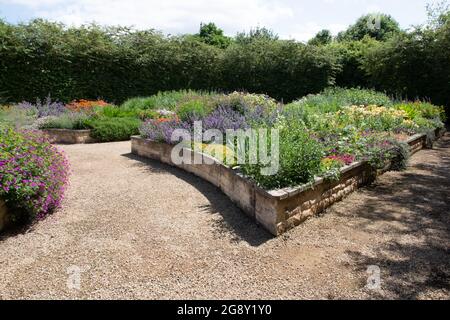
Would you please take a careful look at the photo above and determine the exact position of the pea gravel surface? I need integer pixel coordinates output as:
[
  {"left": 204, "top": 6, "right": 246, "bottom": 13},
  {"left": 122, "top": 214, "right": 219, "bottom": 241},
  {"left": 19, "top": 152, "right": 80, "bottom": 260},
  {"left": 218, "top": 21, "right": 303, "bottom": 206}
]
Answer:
[{"left": 1, "top": 133, "right": 449, "bottom": 300}]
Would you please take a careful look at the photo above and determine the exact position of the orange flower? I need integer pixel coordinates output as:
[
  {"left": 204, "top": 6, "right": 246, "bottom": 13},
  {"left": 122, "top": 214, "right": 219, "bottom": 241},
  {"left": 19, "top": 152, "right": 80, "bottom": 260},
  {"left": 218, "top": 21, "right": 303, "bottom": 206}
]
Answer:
[
  {"left": 66, "top": 99, "right": 110, "bottom": 112},
  {"left": 156, "top": 115, "right": 180, "bottom": 123}
]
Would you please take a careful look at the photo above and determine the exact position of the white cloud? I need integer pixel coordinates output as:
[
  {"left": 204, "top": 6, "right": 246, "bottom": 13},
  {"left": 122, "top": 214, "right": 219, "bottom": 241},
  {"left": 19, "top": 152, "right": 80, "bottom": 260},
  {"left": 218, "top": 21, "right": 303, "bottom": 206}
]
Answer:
[
  {"left": 3, "top": 0, "right": 427, "bottom": 41},
  {"left": 5, "top": 0, "right": 297, "bottom": 37},
  {"left": 1, "top": 0, "right": 65, "bottom": 8}
]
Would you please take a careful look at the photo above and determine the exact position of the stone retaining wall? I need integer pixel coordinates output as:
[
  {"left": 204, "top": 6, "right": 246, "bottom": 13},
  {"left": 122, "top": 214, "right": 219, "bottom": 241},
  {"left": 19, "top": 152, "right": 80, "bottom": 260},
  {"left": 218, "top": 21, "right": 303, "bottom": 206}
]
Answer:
[
  {"left": 0, "top": 199, "right": 9, "bottom": 232},
  {"left": 131, "top": 127, "right": 445, "bottom": 236},
  {"left": 42, "top": 129, "right": 96, "bottom": 144}
]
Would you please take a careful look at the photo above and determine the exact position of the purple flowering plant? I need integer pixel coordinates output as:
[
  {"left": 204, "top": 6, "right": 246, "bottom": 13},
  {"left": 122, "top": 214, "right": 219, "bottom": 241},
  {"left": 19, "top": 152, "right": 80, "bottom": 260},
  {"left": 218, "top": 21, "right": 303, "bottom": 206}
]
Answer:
[
  {"left": 0, "top": 128, "right": 70, "bottom": 222},
  {"left": 139, "top": 92, "right": 280, "bottom": 145},
  {"left": 16, "top": 96, "right": 66, "bottom": 118},
  {"left": 140, "top": 118, "right": 192, "bottom": 144}
]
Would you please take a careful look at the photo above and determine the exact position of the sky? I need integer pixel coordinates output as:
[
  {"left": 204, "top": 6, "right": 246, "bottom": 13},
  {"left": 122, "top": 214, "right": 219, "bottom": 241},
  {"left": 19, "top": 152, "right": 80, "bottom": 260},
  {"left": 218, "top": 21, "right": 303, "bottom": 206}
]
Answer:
[{"left": 0, "top": 0, "right": 434, "bottom": 41}]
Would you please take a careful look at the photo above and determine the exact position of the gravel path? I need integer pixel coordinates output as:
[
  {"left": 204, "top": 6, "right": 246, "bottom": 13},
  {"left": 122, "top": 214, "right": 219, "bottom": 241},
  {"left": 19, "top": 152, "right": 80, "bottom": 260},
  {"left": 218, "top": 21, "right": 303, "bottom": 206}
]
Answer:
[{"left": 1, "top": 133, "right": 449, "bottom": 300}]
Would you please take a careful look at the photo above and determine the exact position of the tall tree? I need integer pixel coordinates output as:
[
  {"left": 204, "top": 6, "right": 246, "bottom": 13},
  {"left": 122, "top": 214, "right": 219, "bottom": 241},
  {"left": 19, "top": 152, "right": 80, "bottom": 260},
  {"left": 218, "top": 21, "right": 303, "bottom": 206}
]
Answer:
[
  {"left": 196, "top": 22, "right": 231, "bottom": 48},
  {"left": 235, "top": 27, "right": 279, "bottom": 44},
  {"left": 337, "top": 13, "right": 401, "bottom": 41},
  {"left": 308, "top": 29, "right": 333, "bottom": 45}
]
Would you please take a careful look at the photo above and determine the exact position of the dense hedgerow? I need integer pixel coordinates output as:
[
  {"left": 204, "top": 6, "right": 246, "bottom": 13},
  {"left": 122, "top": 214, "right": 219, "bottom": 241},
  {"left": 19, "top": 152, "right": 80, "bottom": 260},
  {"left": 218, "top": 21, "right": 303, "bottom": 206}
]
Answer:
[
  {"left": 0, "top": 128, "right": 70, "bottom": 222},
  {"left": 1, "top": 18, "right": 448, "bottom": 117},
  {"left": 362, "top": 23, "right": 450, "bottom": 113},
  {"left": 0, "top": 20, "right": 337, "bottom": 104}
]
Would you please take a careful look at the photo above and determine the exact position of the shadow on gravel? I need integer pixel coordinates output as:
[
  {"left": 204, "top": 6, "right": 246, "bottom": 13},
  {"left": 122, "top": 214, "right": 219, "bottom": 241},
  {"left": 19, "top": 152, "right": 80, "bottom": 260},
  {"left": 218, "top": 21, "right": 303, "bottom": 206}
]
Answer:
[
  {"left": 0, "top": 222, "right": 35, "bottom": 240},
  {"left": 122, "top": 153, "right": 273, "bottom": 247},
  {"left": 345, "top": 133, "right": 450, "bottom": 299}
]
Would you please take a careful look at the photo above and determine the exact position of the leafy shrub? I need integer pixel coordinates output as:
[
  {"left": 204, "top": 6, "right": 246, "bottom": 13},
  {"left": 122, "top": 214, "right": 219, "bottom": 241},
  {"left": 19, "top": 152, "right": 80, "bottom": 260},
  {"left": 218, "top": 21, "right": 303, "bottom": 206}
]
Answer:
[
  {"left": 395, "top": 102, "right": 446, "bottom": 121},
  {"left": 215, "top": 92, "right": 279, "bottom": 112},
  {"left": 286, "top": 87, "right": 393, "bottom": 114},
  {"left": 85, "top": 117, "right": 141, "bottom": 142},
  {"left": 0, "top": 128, "right": 70, "bottom": 222},
  {"left": 327, "top": 38, "right": 381, "bottom": 88},
  {"left": 195, "top": 22, "right": 232, "bottom": 49},
  {"left": 240, "top": 121, "right": 324, "bottom": 189},
  {"left": 137, "top": 109, "right": 159, "bottom": 120},
  {"left": 38, "top": 112, "right": 90, "bottom": 130},
  {"left": 121, "top": 90, "right": 213, "bottom": 110},
  {"left": 96, "top": 105, "right": 138, "bottom": 118},
  {"left": 0, "top": 105, "right": 35, "bottom": 128},
  {"left": 320, "top": 157, "right": 346, "bottom": 181},
  {"left": 121, "top": 97, "right": 159, "bottom": 110},
  {"left": 177, "top": 100, "right": 208, "bottom": 121}
]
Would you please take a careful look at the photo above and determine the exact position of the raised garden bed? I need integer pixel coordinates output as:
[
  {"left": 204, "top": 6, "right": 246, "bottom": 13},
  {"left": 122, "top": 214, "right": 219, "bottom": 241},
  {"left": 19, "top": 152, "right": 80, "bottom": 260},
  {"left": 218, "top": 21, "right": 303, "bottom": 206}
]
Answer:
[
  {"left": 42, "top": 129, "right": 96, "bottom": 144},
  {"left": 131, "top": 127, "right": 445, "bottom": 236}
]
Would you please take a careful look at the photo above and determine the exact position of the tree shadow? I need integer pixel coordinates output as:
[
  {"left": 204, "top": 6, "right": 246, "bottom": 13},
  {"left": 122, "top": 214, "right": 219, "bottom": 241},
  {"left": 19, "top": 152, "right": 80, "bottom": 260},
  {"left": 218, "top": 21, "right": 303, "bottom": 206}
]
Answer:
[
  {"left": 122, "top": 153, "right": 273, "bottom": 246},
  {"left": 343, "top": 133, "right": 450, "bottom": 299}
]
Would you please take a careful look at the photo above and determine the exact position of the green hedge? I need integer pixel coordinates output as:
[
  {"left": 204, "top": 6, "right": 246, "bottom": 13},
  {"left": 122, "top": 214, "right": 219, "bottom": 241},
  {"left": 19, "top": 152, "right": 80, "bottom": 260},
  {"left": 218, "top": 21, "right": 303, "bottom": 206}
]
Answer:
[
  {"left": 0, "top": 19, "right": 449, "bottom": 117},
  {"left": 219, "top": 39, "right": 338, "bottom": 101},
  {"left": 0, "top": 20, "right": 336, "bottom": 104},
  {"left": 329, "top": 22, "right": 450, "bottom": 118},
  {"left": 362, "top": 24, "right": 450, "bottom": 113}
]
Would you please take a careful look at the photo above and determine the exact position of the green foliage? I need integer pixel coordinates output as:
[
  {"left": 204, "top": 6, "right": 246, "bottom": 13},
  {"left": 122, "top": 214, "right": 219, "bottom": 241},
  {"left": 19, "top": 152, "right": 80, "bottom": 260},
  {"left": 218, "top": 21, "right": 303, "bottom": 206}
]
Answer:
[
  {"left": 362, "top": 23, "right": 450, "bottom": 118},
  {"left": 0, "top": 20, "right": 221, "bottom": 104},
  {"left": 393, "top": 101, "right": 446, "bottom": 130},
  {"left": 220, "top": 40, "right": 338, "bottom": 101},
  {"left": 285, "top": 87, "right": 393, "bottom": 114},
  {"left": 96, "top": 105, "right": 138, "bottom": 118},
  {"left": 327, "top": 37, "right": 381, "bottom": 88},
  {"left": 121, "top": 97, "right": 158, "bottom": 110},
  {"left": 215, "top": 91, "right": 279, "bottom": 113},
  {"left": 0, "top": 16, "right": 448, "bottom": 120},
  {"left": 85, "top": 117, "right": 141, "bottom": 142},
  {"left": 0, "top": 105, "right": 35, "bottom": 128},
  {"left": 240, "top": 121, "right": 324, "bottom": 190},
  {"left": 176, "top": 100, "right": 208, "bottom": 121},
  {"left": 308, "top": 29, "right": 333, "bottom": 46},
  {"left": 426, "top": 0, "right": 450, "bottom": 28},
  {"left": 389, "top": 140, "right": 410, "bottom": 171},
  {"left": 121, "top": 90, "right": 212, "bottom": 110},
  {"left": 337, "top": 13, "right": 402, "bottom": 41},
  {"left": 38, "top": 113, "right": 90, "bottom": 130},
  {"left": 235, "top": 27, "right": 279, "bottom": 44},
  {"left": 196, "top": 22, "right": 231, "bottom": 48}
]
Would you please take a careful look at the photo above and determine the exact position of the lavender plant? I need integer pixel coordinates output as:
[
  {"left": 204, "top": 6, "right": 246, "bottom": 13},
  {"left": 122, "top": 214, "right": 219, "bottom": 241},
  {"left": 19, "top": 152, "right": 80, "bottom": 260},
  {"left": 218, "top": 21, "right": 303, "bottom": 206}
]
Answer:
[
  {"left": 16, "top": 96, "right": 66, "bottom": 118},
  {"left": 202, "top": 105, "right": 249, "bottom": 132},
  {"left": 140, "top": 119, "right": 192, "bottom": 144}
]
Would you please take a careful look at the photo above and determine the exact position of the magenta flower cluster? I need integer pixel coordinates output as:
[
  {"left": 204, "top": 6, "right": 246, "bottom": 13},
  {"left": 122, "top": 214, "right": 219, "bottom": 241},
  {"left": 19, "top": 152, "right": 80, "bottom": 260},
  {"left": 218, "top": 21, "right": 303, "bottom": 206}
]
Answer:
[
  {"left": 0, "top": 128, "right": 70, "bottom": 221},
  {"left": 325, "top": 154, "right": 356, "bottom": 165}
]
